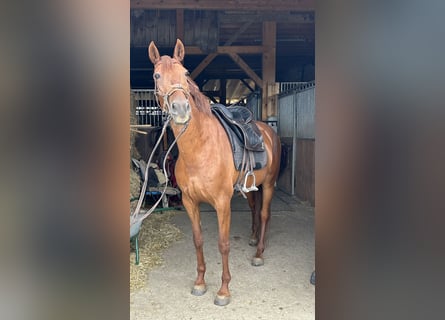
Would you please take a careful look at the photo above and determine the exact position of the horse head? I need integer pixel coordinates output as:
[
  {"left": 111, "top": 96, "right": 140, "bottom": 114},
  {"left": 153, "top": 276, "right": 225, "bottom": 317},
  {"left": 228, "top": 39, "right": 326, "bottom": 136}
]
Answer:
[{"left": 148, "top": 39, "right": 191, "bottom": 125}]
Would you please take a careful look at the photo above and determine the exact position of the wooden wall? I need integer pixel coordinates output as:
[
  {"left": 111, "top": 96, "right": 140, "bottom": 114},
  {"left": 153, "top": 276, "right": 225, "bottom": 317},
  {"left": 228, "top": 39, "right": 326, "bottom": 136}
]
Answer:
[
  {"left": 277, "top": 138, "right": 315, "bottom": 206},
  {"left": 131, "top": 9, "right": 218, "bottom": 51}
]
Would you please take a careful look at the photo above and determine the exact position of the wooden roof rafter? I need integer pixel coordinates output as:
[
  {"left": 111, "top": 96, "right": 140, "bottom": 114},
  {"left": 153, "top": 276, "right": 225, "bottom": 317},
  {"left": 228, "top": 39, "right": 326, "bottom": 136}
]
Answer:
[
  {"left": 130, "top": 0, "right": 314, "bottom": 11},
  {"left": 190, "top": 20, "right": 255, "bottom": 79},
  {"left": 218, "top": 11, "right": 314, "bottom": 23}
]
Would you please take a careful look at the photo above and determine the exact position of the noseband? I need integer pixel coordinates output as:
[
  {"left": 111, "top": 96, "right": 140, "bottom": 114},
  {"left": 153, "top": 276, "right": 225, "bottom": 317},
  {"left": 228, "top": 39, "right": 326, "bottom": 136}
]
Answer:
[{"left": 154, "top": 81, "right": 190, "bottom": 117}]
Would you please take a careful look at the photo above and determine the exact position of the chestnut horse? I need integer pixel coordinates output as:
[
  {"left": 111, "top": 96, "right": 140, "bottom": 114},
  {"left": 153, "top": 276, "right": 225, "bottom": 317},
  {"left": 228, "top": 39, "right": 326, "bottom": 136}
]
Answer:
[{"left": 148, "top": 39, "right": 281, "bottom": 306}]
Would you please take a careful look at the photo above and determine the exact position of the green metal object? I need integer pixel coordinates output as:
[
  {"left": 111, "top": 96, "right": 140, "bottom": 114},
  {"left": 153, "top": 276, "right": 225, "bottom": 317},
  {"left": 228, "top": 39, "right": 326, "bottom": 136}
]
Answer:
[
  {"left": 130, "top": 234, "right": 140, "bottom": 265},
  {"left": 129, "top": 206, "right": 182, "bottom": 265}
]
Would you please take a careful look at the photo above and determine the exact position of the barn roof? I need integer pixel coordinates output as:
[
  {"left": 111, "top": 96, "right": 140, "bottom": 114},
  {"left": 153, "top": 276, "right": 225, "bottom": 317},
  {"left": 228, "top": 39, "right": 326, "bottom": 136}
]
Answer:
[{"left": 130, "top": 1, "right": 315, "bottom": 104}]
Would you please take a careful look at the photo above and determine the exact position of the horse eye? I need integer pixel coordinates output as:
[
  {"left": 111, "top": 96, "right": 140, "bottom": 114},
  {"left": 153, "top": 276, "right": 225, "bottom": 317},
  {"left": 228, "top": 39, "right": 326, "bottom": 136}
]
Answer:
[
  {"left": 185, "top": 71, "right": 190, "bottom": 77},
  {"left": 154, "top": 73, "right": 160, "bottom": 79}
]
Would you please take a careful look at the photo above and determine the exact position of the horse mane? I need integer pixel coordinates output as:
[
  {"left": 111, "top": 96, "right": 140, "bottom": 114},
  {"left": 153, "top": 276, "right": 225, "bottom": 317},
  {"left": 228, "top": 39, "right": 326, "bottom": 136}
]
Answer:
[{"left": 187, "top": 77, "right": 212, "bottom": 116}]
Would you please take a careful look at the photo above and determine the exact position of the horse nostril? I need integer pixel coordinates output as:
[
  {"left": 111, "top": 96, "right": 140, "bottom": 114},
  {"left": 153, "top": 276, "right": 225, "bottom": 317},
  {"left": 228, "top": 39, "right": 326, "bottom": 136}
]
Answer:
[
  {"left": 171, "top": 102, "right": 178, "bottom": 111},
  {"left": 186, "top": 103, "right": 190, "bottom": 112}
]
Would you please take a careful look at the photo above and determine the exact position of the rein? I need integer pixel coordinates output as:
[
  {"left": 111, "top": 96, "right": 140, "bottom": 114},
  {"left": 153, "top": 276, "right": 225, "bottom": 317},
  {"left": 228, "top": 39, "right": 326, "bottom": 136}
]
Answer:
[
  {"left": 130, "top": 114, "right": 189, "bottom": 230},
  {"left": 130, "top": 71, "right": 193, "bottom": 230}
]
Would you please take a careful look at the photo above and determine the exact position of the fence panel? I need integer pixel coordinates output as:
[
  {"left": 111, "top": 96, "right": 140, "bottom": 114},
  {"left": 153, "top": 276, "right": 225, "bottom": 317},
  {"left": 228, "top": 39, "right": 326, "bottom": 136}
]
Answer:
[
  {"left": 279, "top": 81, "right": 315, "bottom": 94},
  {"left": 277, "top": 85, "right": 315, "bottom": 202},
  {"left": 296, "top": 87, "right": 315, "bottom": 139},
  {"left": 131, "top": 89, "right": 166, "bottom": 127},
  {"left": 277, "top": 93, "right": 296, "bottom": 138}
]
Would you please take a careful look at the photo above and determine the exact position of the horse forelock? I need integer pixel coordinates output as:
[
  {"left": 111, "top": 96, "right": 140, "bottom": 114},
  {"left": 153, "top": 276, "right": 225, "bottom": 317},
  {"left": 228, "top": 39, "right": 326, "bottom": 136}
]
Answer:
[{"left": 155, "top": 55, "right": 176, "bottom": 69}]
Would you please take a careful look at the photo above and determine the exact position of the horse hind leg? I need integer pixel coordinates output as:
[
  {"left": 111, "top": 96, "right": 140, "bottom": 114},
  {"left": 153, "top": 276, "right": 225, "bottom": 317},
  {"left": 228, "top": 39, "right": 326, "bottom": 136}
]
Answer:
[
  {"left": 246, "top": 187, "right": 262, "bottom": 246},
  {"left": 252, "top": 184, "right": 274, "bottom": 267}
]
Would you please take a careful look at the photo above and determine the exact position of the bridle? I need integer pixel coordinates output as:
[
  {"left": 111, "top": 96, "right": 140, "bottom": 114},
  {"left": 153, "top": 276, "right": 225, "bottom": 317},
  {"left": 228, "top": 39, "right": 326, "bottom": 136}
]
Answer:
[
  {"left": 153, "top": 70, "right": 191, "bottom": 120},
  {"left": 157, "top": 84, "right": 189, "bottom": 111}
]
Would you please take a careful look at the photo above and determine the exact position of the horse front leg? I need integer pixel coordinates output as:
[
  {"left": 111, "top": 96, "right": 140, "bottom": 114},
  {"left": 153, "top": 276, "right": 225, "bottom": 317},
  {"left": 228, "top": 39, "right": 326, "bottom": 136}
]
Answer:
[
  {"left": 182, "top": 196, "right": 207, "bottom": 296},
  {"left": 214, "top": 201, "right": 232, "bottom": 306}
]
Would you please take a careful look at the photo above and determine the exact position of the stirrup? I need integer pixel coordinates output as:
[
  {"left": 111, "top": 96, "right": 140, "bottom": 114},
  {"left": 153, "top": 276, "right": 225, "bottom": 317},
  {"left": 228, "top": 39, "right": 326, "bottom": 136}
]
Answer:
[{"left": 241, "top": 171, "right": 258, "bottom": 193}]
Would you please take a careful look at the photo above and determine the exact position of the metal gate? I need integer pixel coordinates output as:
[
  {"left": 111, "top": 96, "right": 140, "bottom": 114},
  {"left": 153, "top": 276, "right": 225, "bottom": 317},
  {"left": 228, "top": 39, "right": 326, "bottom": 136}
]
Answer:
[{"left": 277, "top": 83, "right": 315, "bottom": 201}]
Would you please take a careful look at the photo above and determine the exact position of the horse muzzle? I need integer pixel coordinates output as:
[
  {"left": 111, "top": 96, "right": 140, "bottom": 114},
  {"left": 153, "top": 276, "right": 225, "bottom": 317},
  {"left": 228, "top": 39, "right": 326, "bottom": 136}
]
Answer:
[{"left": 168, "top": 99, "right": 191, "bottom": 124}]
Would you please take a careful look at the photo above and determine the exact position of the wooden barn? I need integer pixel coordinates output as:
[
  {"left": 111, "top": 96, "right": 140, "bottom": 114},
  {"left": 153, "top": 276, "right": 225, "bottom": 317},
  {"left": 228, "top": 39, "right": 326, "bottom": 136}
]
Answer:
[{"left": 130, "top": 0, "right": 315, "bottom": 205}]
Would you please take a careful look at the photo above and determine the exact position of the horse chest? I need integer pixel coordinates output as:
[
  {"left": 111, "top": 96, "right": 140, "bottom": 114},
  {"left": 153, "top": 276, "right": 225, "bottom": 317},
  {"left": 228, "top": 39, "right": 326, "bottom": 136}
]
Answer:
[{"left": 175, "top": 160, "right": 233, "bottom": 198}]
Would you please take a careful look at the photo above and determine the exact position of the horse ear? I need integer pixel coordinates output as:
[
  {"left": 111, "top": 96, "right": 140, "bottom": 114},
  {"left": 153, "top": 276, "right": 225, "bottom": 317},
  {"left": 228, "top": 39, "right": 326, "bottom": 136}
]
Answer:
[
  {"left": 173, "top": 39, "right": 185, "bottom": 63},
  {"left": 148, "top": 41, "right": 160, "bottom": 64}
]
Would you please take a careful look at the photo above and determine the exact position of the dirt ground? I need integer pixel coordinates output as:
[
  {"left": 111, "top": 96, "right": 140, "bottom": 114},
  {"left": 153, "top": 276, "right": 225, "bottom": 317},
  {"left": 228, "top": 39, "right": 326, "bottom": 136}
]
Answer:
[{"left": 130, "top": 189, "right": 315, "bottom": 320}]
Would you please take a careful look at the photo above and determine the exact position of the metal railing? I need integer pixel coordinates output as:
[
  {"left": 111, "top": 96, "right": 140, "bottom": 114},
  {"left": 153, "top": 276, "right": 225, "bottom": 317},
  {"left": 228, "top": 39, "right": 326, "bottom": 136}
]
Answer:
[
  {"left": 279, "top": 81, "right": 315, "bottom": 93},
  {"left": 131, "top": 89, "right": 166, "bottom": 126}
]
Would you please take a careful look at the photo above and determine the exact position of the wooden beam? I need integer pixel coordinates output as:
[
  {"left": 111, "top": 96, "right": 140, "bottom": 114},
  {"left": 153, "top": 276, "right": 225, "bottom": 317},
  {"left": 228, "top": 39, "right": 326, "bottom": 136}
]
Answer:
[
  {"left": 134, "top": 44, "right": 302, "bottom": 55},
  {"left": 224, "top": 20, "right": 254, "bottom": 45},
  {"left": 190, "top": 21, "right": 255, "bottom": 79},
  {"left": 190, "top": 53, "right": 217, "bottom": 79},
  {"left": 228, "top": 52, "right": 263, "bottom": 89},
  {"left": 202, "top": 90, "right": 219, "bottom": 96},
  {"left": 240, "top": 79, "right": 255, "bottom": 92},
  {"left": 262, "top": 21, "right": 277, "bottom": 120},
  {"left": 218, "top": 12, "right": 315, "bottom": 23},
  {"left": 176, "top": 9, "right": 184, "bottom": 40},
  {"left": 208, "top": 95, "right": 218, "bottom": 104},
  {"left": 186, "top": 46, "right": 263, "bottom": 55},
  {"left": 262, "top": 21, "right": 276, "bottom": 84},
  {"left": 216, "top": 46, "right": 263, "bottom": 54},
  {"left": 131, "top": 0, "right": 314, "bottom": 11},
  {"left": 220, "top": 79, "right": 227, "bottom": 105}
]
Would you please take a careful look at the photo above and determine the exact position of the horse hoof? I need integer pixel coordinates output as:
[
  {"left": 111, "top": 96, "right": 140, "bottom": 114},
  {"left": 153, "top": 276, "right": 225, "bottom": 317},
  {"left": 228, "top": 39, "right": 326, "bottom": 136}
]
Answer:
[
  {"left": 214, "top": 294, "right": 231, "bottom": 306},
  {"left": 251, "top": 257, "right": 264, "bottom": 266},
  {"left": 191, "top": 284, "right": 207, "bottom": 296},
  {"left": 249, "top": 238, "right": 258, "bottom": 246}
]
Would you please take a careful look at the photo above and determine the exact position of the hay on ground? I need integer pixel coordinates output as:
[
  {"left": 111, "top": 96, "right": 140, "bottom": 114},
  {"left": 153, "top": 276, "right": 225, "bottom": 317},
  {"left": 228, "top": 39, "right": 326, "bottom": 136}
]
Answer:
[
  {"left": 130, "top": 210, "right": 182, "bottom": 293},
  {"left": 130, "top": 169, "right": 141, "bottom": 200}
]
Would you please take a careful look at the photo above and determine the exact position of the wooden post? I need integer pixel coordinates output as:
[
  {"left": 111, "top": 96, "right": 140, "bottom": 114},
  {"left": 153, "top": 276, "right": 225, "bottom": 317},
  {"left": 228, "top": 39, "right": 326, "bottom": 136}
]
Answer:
[
  {"left": 268, "top": 82, "right": 279, "bottom": 117},
  {"left": 262, "top": 21, "right": 276, "bottom": 120},
  {"left": 176, "top": 9, "right": 184, "bottom": 41}
]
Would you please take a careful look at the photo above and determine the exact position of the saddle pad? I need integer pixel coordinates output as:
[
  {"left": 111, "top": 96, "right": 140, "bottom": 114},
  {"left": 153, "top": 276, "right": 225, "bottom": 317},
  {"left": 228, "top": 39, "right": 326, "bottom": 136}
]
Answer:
[{"left": 231, "top": 136, "right": 268, "bottom": 171}]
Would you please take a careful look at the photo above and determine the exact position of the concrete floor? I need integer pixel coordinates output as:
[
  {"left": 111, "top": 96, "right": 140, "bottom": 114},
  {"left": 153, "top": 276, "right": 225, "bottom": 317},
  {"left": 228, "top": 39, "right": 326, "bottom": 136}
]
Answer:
[{"left": 130, "top": 189, "right": 315, "bottom": 320}]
